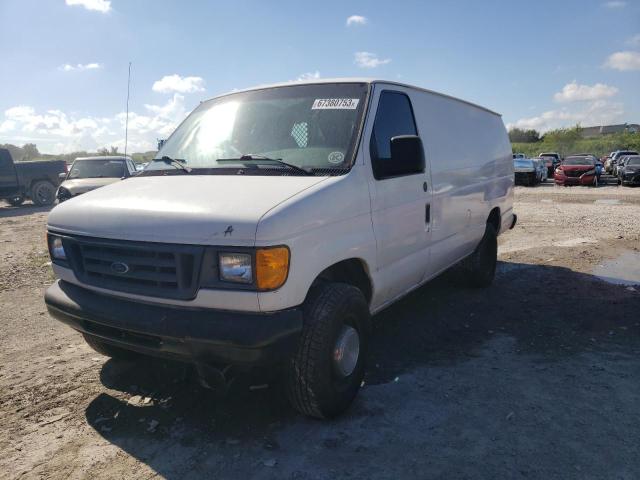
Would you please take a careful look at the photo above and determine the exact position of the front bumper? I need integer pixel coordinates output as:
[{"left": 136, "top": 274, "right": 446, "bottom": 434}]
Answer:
[
  {"left": 622, "top": 172, "right": 640, "bottom": 185},
  {"left": 45, "top": 280, "right": 303, "bottom": 367},
  {"left": 554, "top": 173, "right": 595, "bottom": 186}
]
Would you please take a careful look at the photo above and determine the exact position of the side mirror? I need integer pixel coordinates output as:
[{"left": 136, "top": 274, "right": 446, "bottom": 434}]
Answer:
[
  {"left": 58, "top": 172, "right": 67, "bottom": 180},
  {"left": 386, "top": 135, "right": 425, "bottom": 178}
]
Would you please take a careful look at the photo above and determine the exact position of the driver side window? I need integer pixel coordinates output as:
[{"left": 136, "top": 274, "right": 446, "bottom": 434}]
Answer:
[{"left": 370, "top": 91, "right": 418, "bottom": 179}]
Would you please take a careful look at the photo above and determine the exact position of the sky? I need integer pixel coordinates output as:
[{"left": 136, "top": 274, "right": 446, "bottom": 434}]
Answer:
[{"left": 0, "top": 0, "right": 639, "bottom": 154}]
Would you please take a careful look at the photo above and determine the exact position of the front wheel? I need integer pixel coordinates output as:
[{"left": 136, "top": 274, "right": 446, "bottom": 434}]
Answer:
[
  {"left": 7, "top": 195, "right": 25, "bottom": 206},
  {"left": 285, "top": 282, "right": 370, "bottom": 419}
]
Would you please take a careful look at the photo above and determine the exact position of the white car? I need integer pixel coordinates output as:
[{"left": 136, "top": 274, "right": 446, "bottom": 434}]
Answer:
[{"left": 45, "top": 79, "right": 516, "bottom": 418}]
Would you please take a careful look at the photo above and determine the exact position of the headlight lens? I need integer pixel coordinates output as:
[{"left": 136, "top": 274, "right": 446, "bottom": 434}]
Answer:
[
  {"left": 219, "top": 253, "right": 253, "bottom": 284},
  {"left": 49, "top": 235, "right": 66, "bottom": 260},
  {"left": 584, "top": 168, "right": 596, "bottom": 175},
  {"left": 256, "top": 247, "right": 289, "bottom": 290}
]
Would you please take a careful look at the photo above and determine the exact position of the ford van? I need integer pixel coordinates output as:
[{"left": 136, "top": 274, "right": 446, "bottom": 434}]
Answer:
[{"left": 45, "top": 79, "right": 516, "bottom": 418}]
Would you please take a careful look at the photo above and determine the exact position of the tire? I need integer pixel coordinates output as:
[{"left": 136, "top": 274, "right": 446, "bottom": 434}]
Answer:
[
  {"left": 83, "top": 334, "right": 139, "bottom": 361},
  {"left": 464, "top": 223, "right": 498, "bottom": 288},
  {"left": 31, "top": 180, "right": 56, "bottom": 206},
  {"left": 7, "top": 195, "right": 25, "bottom": 206},
  {"left": 285, "top": 282, "right": 370, "bottom": 419}
]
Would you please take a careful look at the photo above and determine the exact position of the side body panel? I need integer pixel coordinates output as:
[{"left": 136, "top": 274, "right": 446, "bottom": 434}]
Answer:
[{"left": 407, "top": 87, "right": 513, "bottom": 279}]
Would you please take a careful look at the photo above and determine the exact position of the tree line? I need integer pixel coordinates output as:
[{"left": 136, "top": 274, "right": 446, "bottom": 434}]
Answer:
[
  {"left": 0, "top": 143, "right": 157, "bottom": 164},
  {"left": 509, "top": 126, "right": 640, "bottom": 158}
]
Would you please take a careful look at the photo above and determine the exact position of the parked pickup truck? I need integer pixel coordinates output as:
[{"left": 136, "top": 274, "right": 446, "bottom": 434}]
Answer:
[
  {"left": 45, "top": 79, "right": 516, "bottom": 419},
  {"left": 0, "top": 148, "right": 66, "bottom": 206}
]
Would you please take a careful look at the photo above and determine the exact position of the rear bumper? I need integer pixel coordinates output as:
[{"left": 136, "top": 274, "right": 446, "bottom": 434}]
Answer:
[
  {"left": 45, "top": 280, "right": 303, "bottom": 367},
  {"left": 514, "top": 171, "right": 536, "bottom": 185}
]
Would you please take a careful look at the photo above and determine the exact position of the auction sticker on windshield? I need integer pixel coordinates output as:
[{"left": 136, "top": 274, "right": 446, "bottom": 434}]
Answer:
[{"left": 312, "top": 98, "right": 360, "bottom": 109}]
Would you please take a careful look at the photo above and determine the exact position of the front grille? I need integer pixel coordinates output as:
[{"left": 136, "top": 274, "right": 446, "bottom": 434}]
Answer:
[
  {"left": 564, "top": 170, "right": 584, "bottom": 178},
  {"left": 64, "top": 236, "right": 204, "bottom": 300}
]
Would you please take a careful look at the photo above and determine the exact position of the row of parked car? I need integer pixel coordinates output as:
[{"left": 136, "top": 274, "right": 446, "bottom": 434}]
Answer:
[
  {"left": 513, "top": 149, "right": 640, "bottom": 187},
  {"left": 0, "top": 149, "right": 147, "bottom": 206}
]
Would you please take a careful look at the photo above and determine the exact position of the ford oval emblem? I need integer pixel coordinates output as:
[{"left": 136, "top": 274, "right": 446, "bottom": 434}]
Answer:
[{"left": 110, "top": 261, "right": 129, "bottom": 274}]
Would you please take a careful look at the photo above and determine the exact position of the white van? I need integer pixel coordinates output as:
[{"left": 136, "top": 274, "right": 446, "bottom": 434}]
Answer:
[{"left": 45, "top": 79, "right": 516, "bottom": 418}]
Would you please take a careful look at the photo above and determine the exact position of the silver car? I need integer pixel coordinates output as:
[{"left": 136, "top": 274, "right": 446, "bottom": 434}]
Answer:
[{"left": 56, "top": 156, "right": 137, "bottom": 202}]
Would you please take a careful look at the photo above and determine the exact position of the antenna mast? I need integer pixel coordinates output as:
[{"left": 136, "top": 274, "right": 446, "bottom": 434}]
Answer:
[{"left": 124, "top": 62, "right": 132, "bottom": 157}]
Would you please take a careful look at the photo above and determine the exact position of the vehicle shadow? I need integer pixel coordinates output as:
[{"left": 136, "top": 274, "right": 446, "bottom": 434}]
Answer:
[
  {"left": 84, "top": 261, "right": 640, "bottom": 478},
  {"left": 0, "top": 203, "right": 52, "bottom": 218}
]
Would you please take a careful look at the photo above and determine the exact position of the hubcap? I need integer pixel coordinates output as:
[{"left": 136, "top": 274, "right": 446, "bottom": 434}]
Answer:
[{"left": 333, "top": 325, "right": 360, "bottom": 378}]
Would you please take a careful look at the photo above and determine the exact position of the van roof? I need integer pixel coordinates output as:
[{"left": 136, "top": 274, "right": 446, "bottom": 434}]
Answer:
[{"left": 208, "top": 78, "right": 502, "bottom": 117}]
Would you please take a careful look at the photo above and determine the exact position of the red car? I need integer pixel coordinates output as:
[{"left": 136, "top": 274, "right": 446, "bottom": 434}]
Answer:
[{"left": 554, "top": 156, "right": 598, "bottom": 187}]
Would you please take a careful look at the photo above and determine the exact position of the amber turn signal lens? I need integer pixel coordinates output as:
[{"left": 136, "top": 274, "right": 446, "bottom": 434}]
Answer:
[{"left": 256, "top": 247, "right": 289, "bottom": 290}]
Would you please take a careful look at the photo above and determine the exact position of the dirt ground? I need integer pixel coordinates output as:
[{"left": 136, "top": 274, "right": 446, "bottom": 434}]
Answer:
[{"left": 1, "top": 181, "right": 640, "bottom": 480}]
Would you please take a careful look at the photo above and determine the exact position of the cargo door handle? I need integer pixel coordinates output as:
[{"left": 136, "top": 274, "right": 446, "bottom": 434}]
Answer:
[{"left": 425, "top": 203, "right": 431, "bottom": 224}]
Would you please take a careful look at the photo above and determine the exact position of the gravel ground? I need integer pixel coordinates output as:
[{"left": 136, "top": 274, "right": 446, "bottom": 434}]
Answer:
[{"left": 1, "top": 182, "right": 639, "bottom": 479}]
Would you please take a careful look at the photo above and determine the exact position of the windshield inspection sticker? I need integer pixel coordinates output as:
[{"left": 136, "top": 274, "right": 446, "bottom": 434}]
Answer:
[
  {"left": 328, "top": 151, "right": 344, "bottom": 164},
  {"left": 312, "top": 98, "right": 359, "bottom": 110}
]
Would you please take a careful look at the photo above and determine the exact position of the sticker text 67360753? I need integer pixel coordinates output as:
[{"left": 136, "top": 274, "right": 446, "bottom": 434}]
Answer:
[{"left": 312, "top": 98, "right": 360, "bottom": 110}]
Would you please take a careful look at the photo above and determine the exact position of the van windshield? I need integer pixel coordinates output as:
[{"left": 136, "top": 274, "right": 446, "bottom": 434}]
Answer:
[{"left": 151, "top": 83, "right": 369, "bottom": 175}]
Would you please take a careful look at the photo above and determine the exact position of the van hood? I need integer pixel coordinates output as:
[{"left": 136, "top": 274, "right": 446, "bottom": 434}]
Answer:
[
  {"left": 61, "top": 177, "right": 122, "bottom": 195},
  {"left": 48, "top": 175, "right": 328, "bottom": 245}
]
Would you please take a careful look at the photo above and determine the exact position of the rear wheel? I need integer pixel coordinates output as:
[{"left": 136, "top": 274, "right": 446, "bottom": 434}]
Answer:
[
  {"left": 83, "top": 334, "right": 139, "bottom": 361},
  {"left": 464, "top": 223, "right": 498, "bottom": 288},
  {"left": 285, "top": 282, "right": 370, "bottom": 419},
  {"left": 7, "top": 195, "right": 25, "bottom": 206},
  {"left": 31, "top": 180, "right": 56, "bottom": 206}
]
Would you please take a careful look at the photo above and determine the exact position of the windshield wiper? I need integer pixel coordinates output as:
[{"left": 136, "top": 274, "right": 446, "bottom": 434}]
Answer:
[
  {"left": 217, "top": 154, "right": 313, "bottom": 176},
  {"left": 151, "top": 156, "right": 192, "bottom": 173}
]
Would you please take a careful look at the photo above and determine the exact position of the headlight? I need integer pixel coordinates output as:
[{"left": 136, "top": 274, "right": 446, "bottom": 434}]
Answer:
[
  {"left": 584, "top": 169, "right": 596, "bottom": 175},
  {"left": 57, "top": 187, "right": 72, "bottom": 201},
  {"left": 48, "top": 234, "right": 67, "bottom": 261},
  {"left": 219, "top": 253, "right": 252, "bottom": 284},
  {"left": 202, "top": 246, "right": 290, "bottom": 290}
]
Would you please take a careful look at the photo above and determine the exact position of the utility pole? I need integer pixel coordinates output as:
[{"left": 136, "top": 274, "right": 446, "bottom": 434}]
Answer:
[{"left": 124, "top": 62, "right": 132, "bottom": 158}]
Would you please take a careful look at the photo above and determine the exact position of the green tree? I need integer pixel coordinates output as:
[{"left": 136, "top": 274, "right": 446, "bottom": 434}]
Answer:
[
  {"left": 509, "top": 128, "right": 540, "bottom": 143},
  {"left": 21, "top": 143, "right": 40, "bottom": 160}
]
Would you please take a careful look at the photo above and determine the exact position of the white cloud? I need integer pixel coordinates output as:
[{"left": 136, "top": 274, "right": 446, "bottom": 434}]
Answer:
[
  {"left": 152, "top": 74, "right": 206, "bottom": 94},
  {"left": 354, "top": 51, "right": 391, "bottom": 69},
  {"left": 507, "top": 100, "right": 625, "bottom": 132},
  {"left": 60, "top": 63, "right": 102, "bottom": 72},
  {"left": 65, "top": 0, "right": 111, "bottom": 13},
  {"left": 553, "top": 81, "right": 618, "bottom": 103},
  {"left": 0, "top": 94, "right": 189, "bottom": 154},
  {"left": 603, "top": 1, "right": 626, "bottom": 7},
  {"left": 604, "top": 51, "right": 640, "bottom": 71},
  {"left": 296, "top": 71, "right": 320, "bottom": 81},
  {"left": 346, "top": 15, "right": 367, "bottom": 26},
  {"left": 626, "top": 34, "right": 640, "bottom": 47}
]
